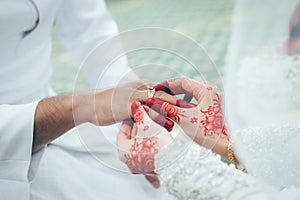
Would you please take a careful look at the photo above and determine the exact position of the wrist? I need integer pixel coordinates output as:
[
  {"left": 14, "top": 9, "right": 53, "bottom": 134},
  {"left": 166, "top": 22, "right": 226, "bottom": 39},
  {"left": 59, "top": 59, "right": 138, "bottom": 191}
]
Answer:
[
  {"left": 192, "top": 130, "right": 229, "bottom": 160},
  {"left": 33, "top": 94, "right": 75, "bottom": 150},
  {"left": 35, "top": 94, "right": 74, "bottom": 126},
  {"left": 72, "top": 91, "right": 97, "bottom": 125},
  {"left": 72, "top": 89, "right": 114, "bottom": 126},
  {"left": 227, "top": 139, "right": 246, "bottom": 172}
]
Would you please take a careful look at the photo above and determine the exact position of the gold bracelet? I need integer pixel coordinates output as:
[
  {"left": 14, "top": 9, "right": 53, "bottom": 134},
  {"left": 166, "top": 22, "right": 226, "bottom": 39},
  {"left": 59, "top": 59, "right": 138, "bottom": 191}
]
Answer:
[
  {"left": 227, "top": 140, "right": 246, "bottom": 172},
  {"left": 227, "top": 140, "right": 238, "bottom": 168}
]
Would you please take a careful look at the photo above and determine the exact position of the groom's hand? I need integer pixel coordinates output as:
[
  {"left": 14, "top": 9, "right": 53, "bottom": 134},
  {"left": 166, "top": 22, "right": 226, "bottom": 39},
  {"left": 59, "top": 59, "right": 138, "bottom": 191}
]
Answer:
[
  {"left": 73, "top": 80, "right": 177, "bottom": 126},
  {"left": 33, "top": 80, "right": 176, "bottom": 151}
]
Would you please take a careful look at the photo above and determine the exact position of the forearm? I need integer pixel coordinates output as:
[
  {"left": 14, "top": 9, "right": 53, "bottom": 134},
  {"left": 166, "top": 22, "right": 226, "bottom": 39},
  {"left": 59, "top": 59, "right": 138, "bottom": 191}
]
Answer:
[
  {"left": 192, "top": 133, "right": 229, "bottom": 160},
  {"left": 32, "top": 81, "right": 152, "bottom": 151},
  {"left": 33, "top": 94, "right": 76, "bottom": 151}
]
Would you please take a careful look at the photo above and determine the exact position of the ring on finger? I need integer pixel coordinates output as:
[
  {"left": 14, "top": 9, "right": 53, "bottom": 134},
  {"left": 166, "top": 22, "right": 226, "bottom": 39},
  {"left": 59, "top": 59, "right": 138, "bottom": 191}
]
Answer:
[{"left": 147, "top": 87, "right": 156, "bottom": 98}]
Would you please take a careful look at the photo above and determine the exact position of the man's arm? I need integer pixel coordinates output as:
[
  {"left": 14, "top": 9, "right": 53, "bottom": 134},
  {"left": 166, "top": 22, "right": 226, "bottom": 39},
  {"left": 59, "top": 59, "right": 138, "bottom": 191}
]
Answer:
[
  {"left": 33, "top": 94, "right": 75, "bottom": 151},
  {"left": 32, "top": 81, "right": 163, "bottom": 151}
]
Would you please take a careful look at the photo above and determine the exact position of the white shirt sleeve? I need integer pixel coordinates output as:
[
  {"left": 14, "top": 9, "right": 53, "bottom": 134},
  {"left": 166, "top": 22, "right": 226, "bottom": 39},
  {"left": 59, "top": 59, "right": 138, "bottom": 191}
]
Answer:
[
  {"left": 55, "top": 0, "right": 137, "bottom": 88},
  {"left": 0, "top": 101, "right": 44, "bottom": 183}
]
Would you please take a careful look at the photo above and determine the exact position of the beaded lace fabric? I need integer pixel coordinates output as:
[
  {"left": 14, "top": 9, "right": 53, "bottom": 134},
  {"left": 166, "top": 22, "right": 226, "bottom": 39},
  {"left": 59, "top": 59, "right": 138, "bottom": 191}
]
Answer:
[
  {"left": 236, "top": 49, "right": 300, "bottom": 126},
  {"left": 155, "top": 131, "right": 300, "bottom": 200}
]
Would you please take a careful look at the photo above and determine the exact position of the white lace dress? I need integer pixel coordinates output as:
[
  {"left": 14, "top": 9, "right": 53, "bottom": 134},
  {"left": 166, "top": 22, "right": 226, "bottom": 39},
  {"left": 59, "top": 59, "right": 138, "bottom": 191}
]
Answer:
[
  {"left": 154, "top": 53, "right": 300, "bottom": 200},
  {"left": 155, "top": 126, "right": 300, "bottom": 200}
]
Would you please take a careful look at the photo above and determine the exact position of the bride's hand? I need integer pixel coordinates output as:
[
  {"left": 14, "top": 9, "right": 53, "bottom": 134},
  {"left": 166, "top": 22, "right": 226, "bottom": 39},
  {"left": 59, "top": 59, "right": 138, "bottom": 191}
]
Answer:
[
  {"left": 117, "top": 101, "right": 173, "bottom": 188},
  {"left": 147, "top": 77, "right": 229, "bottom": 159}
]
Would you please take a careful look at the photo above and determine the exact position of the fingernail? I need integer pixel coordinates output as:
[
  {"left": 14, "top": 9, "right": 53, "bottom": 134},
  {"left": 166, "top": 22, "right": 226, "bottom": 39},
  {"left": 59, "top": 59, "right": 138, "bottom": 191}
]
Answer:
[
  {"left": 164, "top": 120, "right": 174, "bottom": 129},
  {"left": 131, "top": 101, "right": 142, "bottom": 114},
  {"left": 154, "top": 82, "right": 174, "bottom": 95},
  {"left": 153, "top": 181, "right": 160, "bottom": 188},
  {"left": 153, "top": 115, "right": 174, "bottom": 129},
  {"left": 166, "top": 127, "right": 173, "bottom": 132},
  {"left": 146, "top": 98, "right": 155, "bottom": 107}
]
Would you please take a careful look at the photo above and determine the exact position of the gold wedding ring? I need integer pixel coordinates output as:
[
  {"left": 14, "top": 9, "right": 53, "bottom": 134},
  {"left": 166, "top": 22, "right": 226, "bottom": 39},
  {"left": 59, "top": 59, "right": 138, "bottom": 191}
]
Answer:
[{"left": 147, "top": 87, "right": 156, "bottom": 98}]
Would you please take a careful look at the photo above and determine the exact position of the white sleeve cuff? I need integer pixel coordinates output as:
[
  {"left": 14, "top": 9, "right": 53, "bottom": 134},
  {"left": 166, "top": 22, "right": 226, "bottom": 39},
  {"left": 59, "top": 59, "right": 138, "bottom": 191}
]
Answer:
[{"left": 0, "top": 101, "right": 45, "bottom": 182}]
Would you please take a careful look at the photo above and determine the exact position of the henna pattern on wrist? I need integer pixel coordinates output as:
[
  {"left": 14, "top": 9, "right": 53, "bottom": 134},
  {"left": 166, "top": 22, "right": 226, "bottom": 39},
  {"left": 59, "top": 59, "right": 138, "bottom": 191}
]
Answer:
[{"left": 124, "top": 137, "right": 158, "bottom": 174}]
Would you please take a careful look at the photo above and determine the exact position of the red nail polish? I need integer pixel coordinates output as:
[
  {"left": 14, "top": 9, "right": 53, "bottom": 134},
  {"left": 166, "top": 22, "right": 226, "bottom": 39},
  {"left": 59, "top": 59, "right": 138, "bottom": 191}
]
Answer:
[
  {"left": 154, "top": 82, "right": 174, "bottom": 95},
  {"left": 131, "top": 101, "right": 142, "bottom": 115},
  {"left": 176, "top": 99, "right": 196, "bottom": 108},
  {"left": 146, "top": 98, "right": 155, "bottom": 107},
  {"left": 164, "top": 120, "right": 174, "bottom": 128}
]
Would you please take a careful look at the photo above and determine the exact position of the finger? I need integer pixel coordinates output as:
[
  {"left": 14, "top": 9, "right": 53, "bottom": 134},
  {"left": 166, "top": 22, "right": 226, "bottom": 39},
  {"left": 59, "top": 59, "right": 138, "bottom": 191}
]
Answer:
[
  {"left": 131, "top": 101, "right": 147, "bottom": 120},
  {"left": 144, "top": 174, "right": 160, "bottom": 189},
  {"left": 117, "top": 121, "right": 133, "bottom": 150},
  {"left": 119, "top": 120, "right": 133, "bottom": 139},
  {"left": 154, "top": 90, "right": 195, "bottom": 108},
  {"left": 154, "top": 90, "right": 178, "bottom": 105},
  {"left": 153, "top": 81, "right": 175, "bottom": 95},
  {"left": 146, "top": 98, "right": 184, "bottom": 123},
  {"left": 153, "top": 91, "right": 195, "bottom": 108},
  {"left": 134, "top": 81, "right": 155, "bottom": 103},
  {"left": 154, "top": 77, "right": 210, "bottom": 102},
  {"left": 131, "top": 123, "right": 138, "bottom": 138},
  {"left": 154, "top": 77, "right": 193, "bottom": 95},
  {"left": 116, "top": 129, "right": 128, "bottom": 145},
  {"left": 131, "top": 101, "right": 154, "bottom": 136},
  {"left": 144, "top": 106, "right": 174, "bottom": 131},
  {"left": 116, "top": 121, "right": 137, "bottom": 164},
  {"left": 147, "top": 97, "right": 194, "bottom": 113},
  {"left": 183, "top": 93, "right": 193, "bottom": 103},
  {"left": 176, "top": 99, "right": 197, "bottom": 108}
]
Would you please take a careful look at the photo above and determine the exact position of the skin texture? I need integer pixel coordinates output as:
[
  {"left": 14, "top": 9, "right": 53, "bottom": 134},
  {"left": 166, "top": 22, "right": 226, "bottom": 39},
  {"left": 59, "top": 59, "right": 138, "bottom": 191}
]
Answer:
[
  {"left": 150, "top": 77, "right": 229, "bottom": 159},
  {"left": 33, "top": 81, "right": 175, "bottom": 151},
  {"left": 117, "top": 102, "right": 173, "bottom": 188},
  {"left": 117, "top": 78, "right": 230, "bottom": 188}
]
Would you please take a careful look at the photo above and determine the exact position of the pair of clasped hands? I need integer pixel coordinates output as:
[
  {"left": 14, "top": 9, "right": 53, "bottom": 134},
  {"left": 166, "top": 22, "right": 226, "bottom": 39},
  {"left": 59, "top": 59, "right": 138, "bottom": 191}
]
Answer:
[{"left": 116, "top": 77, "right": 229, "bottom": 188}]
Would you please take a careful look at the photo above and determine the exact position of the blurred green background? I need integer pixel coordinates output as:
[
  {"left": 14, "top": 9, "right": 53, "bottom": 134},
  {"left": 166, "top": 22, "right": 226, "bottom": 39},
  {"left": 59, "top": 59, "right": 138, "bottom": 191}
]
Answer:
[{"left": 51, "top": 0, "right": 234, "bottom": 93}]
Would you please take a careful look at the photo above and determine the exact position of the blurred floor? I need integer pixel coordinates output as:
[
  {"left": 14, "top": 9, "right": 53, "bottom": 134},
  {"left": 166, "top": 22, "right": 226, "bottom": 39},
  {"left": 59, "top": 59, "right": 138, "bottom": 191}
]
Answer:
[{"left": 51, "top": 0, "right": 233, "bottom": 93}]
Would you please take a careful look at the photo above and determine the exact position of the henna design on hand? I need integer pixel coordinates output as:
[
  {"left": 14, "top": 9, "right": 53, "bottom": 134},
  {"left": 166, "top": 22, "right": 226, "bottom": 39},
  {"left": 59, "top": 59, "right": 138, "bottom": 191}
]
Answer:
[
  {"left": 132, "top": 101, "right": 149, "bottom": 132},
  {"left": 190, "top": 117, "right": 198, "bottom": 124},
  {"left": 200, "top": 93, "right": 228, "bottom": 138},
  {"left": 124, "top": 137, "right": 158, "bottom": 174},
  {"left": 160, "top": 102, "right": 186, "bottom": 123}
]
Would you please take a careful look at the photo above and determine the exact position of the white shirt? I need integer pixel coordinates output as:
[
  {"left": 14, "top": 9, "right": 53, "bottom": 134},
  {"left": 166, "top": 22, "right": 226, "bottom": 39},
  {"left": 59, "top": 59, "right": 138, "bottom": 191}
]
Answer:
[{"left": 0, "top": 0, "right": 173, "bottom": 199}]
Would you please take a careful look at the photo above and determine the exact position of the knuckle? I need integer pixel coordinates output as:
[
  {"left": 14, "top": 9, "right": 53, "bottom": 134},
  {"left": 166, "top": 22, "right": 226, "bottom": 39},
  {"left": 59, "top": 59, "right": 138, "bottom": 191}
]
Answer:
[{"left": 154, "top": 91, "right": 163, "bottom": 98}]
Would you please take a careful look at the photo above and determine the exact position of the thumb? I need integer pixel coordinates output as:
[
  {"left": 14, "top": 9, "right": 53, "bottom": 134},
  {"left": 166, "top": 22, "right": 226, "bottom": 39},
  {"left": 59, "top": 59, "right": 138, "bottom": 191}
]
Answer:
[
  {"left": 117, "top": 120, "right": 132, "bottom": 144},
  {"left": 131, "top": 101, "right": 153, "bottom": 136},
  {"left": 131, "top": 101, "right": 151, "bottom": 123}
]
